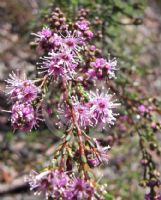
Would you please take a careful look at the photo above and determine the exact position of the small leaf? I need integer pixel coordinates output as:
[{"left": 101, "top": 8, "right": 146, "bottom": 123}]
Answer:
[
  {"left": 104, "top": 192, "right": 114, "bottom": 200},
  {"left": 81, "top": 156, "right": 87, "bottom": 163},
  {"left": 65, "top": 134, "right": 71, "bottom": 141}
]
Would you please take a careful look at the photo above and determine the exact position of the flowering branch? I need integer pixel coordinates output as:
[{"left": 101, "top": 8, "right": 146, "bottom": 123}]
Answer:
[{"left": 5, "top": 7, "right": 120, "bottom": 200}]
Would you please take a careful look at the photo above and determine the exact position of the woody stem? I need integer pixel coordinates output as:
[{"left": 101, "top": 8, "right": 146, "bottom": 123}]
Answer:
[{"left": 62, "top": 78, "right": 88, "bottom": 178}]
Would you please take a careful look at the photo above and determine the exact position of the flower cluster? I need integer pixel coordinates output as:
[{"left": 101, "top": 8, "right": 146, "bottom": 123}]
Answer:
[
  {"left": 26, "top": 170, "right": 95, "bottom": 200},
  {"left": 75, "top": 8, "right": 93, "bottom": 40},
  {"left": 37, "top": 30, "right": 83, "bottom": 80},
  {"left": 6, "top": 72, "right": 38, "bottom": 103},
  {"left": 5, "top": 72, "right": 40, "bottom": 132},
  {"left": 6, "top": 7, "right": 120, "bottom": 200},
  {"left": 11, "top": 102, "right": 38, "bottom": 131},
  {"left": 58, "top": 90, "right": 119, "bottom": 129},
  {"left": 64, "top": 178, "right": 94, "bottom": 200},
  {"left": 87, "top": 57, "right": 117, "bottom": 80}
]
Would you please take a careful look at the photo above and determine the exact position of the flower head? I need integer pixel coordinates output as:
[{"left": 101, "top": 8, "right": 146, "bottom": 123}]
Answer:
[
  {"left": 33, "top": 27, "right": 52, "bottom": 40},
  {"left": 39, "top": 58, "right": 67, "bottom": 80},
  {"left": 58, "top": 98, "right": 93, "bottom": 129},
  {"left": 62, "top": 31, "right": 83, "bottom": 53},
  {"left": 39, "top": 49, "right": 79, "bottom": 80},
  {"left": 73, "top": 100, "right": 92, "bottom": 128},
  {"left": 87, "top": 139, "right": 110, "bottom": 167},
  {"left": 6, "top": 72, "right": 39, "bottom": 103},
  {"left": 49, "top": 33, "right": 62, "bottom": 47},
  {"left": 89, "top": 90, "right": 119, "bottom": 128},
  {"left": 87, "top": 157, "right": 101, "bottom": 168},
  {"left": 64, "top": 178, "right": 94, "bottom": 200},
  {"left": 11, "top": 102, "right": 39, "bottom": 132},
  {"left": 26, "top": 170, "right": 69, "bottom": 199},
  {"left": 50, "top": 50, "right": 79, "bottom": 69},
  {"left": 75, "top": 20, "right": 90, "bottom": 31},
  {"left": 88, "top": 57, "right": 117, "bottom": 79},
  {"left": 138, "top": 105, "right": 148, "bottom": 114},
  {"left": 26, "top": 170, "right": 51, "bottom": 198},
  {"left": 90, "top": 45, "right": 96, "bottom": 51},
  {"left": 84, "top": 30, "right": 94, "bottom": 39},
  {"left": 91, "top": 58, "right": 107, "bottom": 69}
]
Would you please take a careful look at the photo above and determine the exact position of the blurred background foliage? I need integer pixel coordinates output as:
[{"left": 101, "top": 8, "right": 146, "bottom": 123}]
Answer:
[{"left": 0, "top": 0, "right": 161, "bottom": 200}]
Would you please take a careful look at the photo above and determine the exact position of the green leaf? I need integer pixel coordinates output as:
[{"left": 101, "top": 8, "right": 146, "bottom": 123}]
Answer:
[
  {"left": 81, "top": 155, "right": 87, "bottom": 163},
  {"left": 104, "top": 192, "right": 114, "bottom": 200}
]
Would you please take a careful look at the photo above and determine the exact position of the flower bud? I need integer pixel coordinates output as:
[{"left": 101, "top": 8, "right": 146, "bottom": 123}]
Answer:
[
  {"left": 139, "top": 180, "right": 147, "bottom": 187},
  {"left": 140, "top": 159, "right": 148, "bottom": 166},
  {"left": 149, "top": 142, "right": 157, "bottom": 151}
]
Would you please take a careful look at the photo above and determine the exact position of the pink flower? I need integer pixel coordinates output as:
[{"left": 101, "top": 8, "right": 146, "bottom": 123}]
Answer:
[
  {"left": 33, "top": 27, "right": 52, "bottom": 40},
  {"left": 90, "top": 58, "right": 107, "bottom": 69},
  {"left": 87, "top": 157, "right": 101, "bottom": 168},
  {"left": 85, "top": 30, "right": 94, "bottom": 39},
  {"left": 151, "top": 122, "right": 157, "bottom": 129},
  {"left": 138, "top": 105, "right": 147, "bottom": 113},
  {"left": 89, "top": 90, "right": 119, "bottom": 128},
  {"left": 58, "top": 100, "right": 92, "bottom": 129},
  {"left": 49, "top": 51, "right": 78, "bottom": 75},
  {"left": 88, "top": 57, "right": 117, "bottom": 79},
  {"left": 6, "top": 72, "right": 39, "bottom": 103},
  {"left": 87, "top": 139, "right": 110, "bottom": 167},
  {"left": 90, "top": 45, "right": 96, "bottom": 51},
  {"left": 49, "top": 33, "right": 62, "bottom": 47},
  {"left": 49, "top": 30, "right": 84, "bottom": 54},
  {"left": 32, "top": 27, "right": 53, "bottom": 52},
  {"left": 64, "top": 178, "right": 94, "bottom": 200},
  {"left": 62, "top": 31, "right": 83, "bottom": 53},
  {"left": 73, "top": 100, "right": 92, "bottom": 128},
  {"left": 39, "top": 59, "right": 66, "bottom": 80},
  {"left": 39, "top": 50, "right": 79, "bottom": 80},
  {"left": 75, "top": 20, "right": 90, "bottom": 31},
  {"left": 11, "top": 102, "right": 40, "bottom": 132},
  {"left": 26, "top": 170, "right": 51, "bottom": 198},
  {"left": 26, "top": 170, "right": 69, "bottom": 199},
  {"left": 86, "top": 68, "right": 102, "bottom": 80},
  {"left": 36, "top": 30, "right": 84, "bottom": 79}
]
